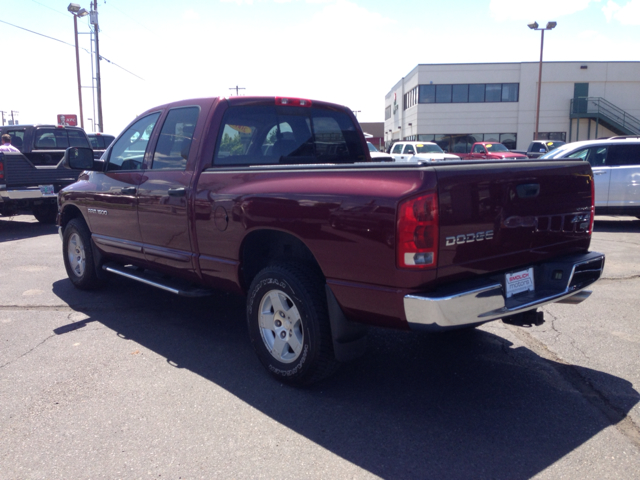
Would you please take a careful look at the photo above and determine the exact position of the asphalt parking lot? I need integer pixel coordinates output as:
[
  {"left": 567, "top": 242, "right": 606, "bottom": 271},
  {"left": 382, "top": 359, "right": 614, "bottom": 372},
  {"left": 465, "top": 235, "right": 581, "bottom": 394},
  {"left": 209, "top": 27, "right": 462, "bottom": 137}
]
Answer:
[{"left": 1, "top": 214, "right": 639, "bottom": 479}]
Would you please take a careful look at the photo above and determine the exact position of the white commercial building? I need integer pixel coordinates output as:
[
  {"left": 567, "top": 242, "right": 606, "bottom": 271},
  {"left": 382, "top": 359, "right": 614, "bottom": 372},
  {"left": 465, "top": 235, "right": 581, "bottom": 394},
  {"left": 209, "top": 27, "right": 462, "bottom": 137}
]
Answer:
[{"left": 384, "top": 62, "right": 640, "bottom": 153}]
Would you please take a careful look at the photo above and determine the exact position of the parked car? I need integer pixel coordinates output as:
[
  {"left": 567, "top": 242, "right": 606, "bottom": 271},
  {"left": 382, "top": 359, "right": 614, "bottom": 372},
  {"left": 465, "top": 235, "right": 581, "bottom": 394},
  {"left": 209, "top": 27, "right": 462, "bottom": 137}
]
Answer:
[
  {"left": 390, "top": 141, "right": 460, "bottom": 162},
  {"left": 366, "top": 142, "right": 393, "bottom": 161},
  {"left": 540, "top": 136, "right": 640, "bottom": 218},
  {"left": 58, "top": 95, "right": 604, "bottom": 385},
  {"left": 512, "top": 140, "right": 567, "bottom": 158},
  {"left": 457, "top": 142, "right": 529, "bottom": 160},
  {"left": 87, "top": 133, "right": 116, "bottom": 150}
]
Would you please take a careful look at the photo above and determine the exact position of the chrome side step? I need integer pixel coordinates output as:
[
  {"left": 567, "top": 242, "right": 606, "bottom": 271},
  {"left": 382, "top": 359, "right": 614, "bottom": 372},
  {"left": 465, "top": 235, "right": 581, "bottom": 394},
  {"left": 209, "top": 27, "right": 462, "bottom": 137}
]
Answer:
[{"left": 102, "top": 263, "right": 212, "bottom": 298}]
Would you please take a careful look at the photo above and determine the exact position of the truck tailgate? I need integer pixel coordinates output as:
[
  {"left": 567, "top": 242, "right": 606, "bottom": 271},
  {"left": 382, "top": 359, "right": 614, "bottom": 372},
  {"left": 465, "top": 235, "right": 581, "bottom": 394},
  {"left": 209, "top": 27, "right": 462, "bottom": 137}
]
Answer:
[
  {"left": 0, "top": 153, "right": 79, "bottom": 187},
  {"left": 436, "top": 160, "right": 593, "bottom": 282}
]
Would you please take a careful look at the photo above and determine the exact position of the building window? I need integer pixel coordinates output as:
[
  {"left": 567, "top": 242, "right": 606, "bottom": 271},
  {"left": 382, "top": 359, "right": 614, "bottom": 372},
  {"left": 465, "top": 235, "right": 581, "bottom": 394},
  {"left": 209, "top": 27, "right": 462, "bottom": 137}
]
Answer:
[
  {"left": 469, "top": 84, "right": 485, "bottom": 102},
  {"left": 419, "top": 85, "right": 435, "bottom": 104},
  {"left": 418, "top": 83, "right": 519, "bottom": 104},
  {"left": 385, "top": 105, "right": 391, "bottom": 120},
  {"left": 485, "top": 84, "right": 502, "bottom": 102},
  {"left": 452, "top": 84, "right": 469, "bottom": 103},
  {"left": 537, "top": 132, "right": 566, "bottom": 141},
  {"left": 435, "top": 85, "right": 452, "bottom": 103},
  {"left": 404, "top": 86, "right": 418, "bottom": 110}
]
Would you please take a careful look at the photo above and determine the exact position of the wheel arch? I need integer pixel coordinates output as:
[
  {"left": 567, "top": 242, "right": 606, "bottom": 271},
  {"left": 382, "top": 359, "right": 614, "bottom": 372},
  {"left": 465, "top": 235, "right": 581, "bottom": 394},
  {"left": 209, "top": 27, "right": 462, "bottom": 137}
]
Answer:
[
  {"left": 59, "top": 204, "right": 86, "bottom": 231},
  {"left": 239, "top": 229, "right": 323, "bottom": 292}
]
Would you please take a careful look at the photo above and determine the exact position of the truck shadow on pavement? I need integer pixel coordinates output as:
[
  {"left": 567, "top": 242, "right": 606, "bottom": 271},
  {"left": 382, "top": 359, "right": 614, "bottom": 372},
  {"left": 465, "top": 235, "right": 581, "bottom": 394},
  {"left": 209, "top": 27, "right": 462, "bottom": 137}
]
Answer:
[
  {"left": 594, "top": 217, "right": 640, "bottom": 233},
  {"left": 52, "top": 278, "right": 639, "bottom": 480},
  {"left": 0, "top": 215, "right": 57, "bottom": 242}
]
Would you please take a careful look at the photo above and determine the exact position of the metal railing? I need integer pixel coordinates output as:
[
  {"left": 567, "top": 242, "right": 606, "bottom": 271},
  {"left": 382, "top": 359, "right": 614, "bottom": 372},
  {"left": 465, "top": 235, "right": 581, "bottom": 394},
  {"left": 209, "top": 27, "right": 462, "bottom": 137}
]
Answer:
[{"left": 571, "top": 97, "right": 640, "bottom": 135}]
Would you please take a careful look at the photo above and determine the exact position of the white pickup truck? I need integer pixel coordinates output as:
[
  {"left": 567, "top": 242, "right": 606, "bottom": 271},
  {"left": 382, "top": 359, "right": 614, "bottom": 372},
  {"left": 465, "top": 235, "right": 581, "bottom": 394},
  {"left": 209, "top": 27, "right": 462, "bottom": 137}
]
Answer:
[{"left": 390, "top": 141, "right": 460, "bottom": 162}]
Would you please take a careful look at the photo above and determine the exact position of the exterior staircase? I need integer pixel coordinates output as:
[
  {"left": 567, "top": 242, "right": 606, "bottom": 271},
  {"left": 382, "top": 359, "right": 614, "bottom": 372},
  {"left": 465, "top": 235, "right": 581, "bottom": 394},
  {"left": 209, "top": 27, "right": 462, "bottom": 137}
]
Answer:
[{"left": 570, "top": 97, "right": 640, "bottom": 136}]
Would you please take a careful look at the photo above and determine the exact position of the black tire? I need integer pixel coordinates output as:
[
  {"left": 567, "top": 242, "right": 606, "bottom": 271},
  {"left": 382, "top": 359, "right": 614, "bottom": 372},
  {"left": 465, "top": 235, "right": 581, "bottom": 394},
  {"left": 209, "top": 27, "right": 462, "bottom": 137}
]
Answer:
[
  {"left": 247, "top": 263, "right": 339, "bottom": 386},
  {"left": 32, "top": 203, "right": 57, "bottom": 224},
  {"left": 62, "top": 218, "right": 102, "bottom": 290}
]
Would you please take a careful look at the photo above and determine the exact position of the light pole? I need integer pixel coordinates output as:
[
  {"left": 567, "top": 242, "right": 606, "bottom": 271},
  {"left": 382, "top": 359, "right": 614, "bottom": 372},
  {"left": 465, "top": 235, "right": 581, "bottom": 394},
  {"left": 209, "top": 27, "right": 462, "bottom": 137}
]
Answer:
[
  {"left": 68, "top": 3, "right": 88, "bottom": 129},
  {"left": 528, "top": 21, "right": 557, "bottom": 140}
]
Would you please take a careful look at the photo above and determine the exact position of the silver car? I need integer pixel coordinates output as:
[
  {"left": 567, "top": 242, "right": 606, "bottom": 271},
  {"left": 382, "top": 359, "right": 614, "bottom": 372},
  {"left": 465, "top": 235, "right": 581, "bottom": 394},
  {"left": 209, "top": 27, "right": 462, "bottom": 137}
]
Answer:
[{"left": 541, "top": 137, "right": 640, "bottom": 218}]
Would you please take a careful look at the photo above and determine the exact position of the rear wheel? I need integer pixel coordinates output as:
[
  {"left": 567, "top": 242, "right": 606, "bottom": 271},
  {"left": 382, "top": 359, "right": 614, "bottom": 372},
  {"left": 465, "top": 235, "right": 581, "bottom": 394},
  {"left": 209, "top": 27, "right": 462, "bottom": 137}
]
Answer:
[
  {"left": 247, "top": 263, "right": 338, "bottom": 385},
  {"left": 63, "top": 218, "right": 102, "bottom": 289},
  {"left": 32, "top": 203, "right": 57, "bottom": 224}
]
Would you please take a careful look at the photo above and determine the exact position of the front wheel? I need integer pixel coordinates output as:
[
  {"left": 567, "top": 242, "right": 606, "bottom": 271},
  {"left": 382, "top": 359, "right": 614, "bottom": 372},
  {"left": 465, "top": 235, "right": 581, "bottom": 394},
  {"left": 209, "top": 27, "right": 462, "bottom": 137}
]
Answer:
[
  {"left": 62, "top": 218, "right": 102, "bottom": 290},
  {"left": 247, "top": 263, "right": 338, "bottom": 385}
]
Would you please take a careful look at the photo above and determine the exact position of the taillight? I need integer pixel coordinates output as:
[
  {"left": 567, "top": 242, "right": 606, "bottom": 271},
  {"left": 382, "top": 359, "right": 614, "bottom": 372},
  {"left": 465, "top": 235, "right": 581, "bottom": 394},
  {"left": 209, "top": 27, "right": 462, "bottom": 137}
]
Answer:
[
  {"left": 589, "top": 174, "right": 595, "bottom": 234},
  {"left": 275, "top": 97, "right": 313, "bottom": 107},
  {"left": 397, "top": 192, "right": 439, "bottom": 269},
  {"left": 0, "top": 160, "right": 4, "bottom": 180}
]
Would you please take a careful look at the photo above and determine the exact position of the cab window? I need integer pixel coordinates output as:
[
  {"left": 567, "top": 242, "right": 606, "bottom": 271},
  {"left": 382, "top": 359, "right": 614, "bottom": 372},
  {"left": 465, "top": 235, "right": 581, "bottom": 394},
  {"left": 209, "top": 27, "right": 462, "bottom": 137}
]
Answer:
[
  {"left": 607, "top": 144, "right": 640, "bottom": 166},
  {"left": 472, "top": 144, "right": 485, "bottom": 154},
  {"left": 213, "top": 105, "right": 364, "bottom": 166},
  {"left": 403, "top": 145, "right": 415, "bottom": 155},
  {"left": 392, "top": 143, "right": 403, "bottom": 154},
  {"left": 107, "top": 113, "right": 160, "bottom": 171},
  {"left": 152, "top": 107, "right": 200, "bottom": 170}
]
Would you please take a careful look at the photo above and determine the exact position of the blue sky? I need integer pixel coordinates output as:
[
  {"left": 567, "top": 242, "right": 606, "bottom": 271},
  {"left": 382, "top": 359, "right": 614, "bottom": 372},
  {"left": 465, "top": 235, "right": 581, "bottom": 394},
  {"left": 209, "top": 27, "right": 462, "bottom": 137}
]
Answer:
[{"left": 2, "top": 0, "right": 639, "bottom": 134}]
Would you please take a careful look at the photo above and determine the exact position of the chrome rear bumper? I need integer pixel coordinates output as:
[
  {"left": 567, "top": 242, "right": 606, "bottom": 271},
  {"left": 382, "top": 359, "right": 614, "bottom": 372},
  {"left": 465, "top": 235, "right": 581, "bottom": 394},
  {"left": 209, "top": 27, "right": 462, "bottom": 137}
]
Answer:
[{"left": 404, "top": 252, "right": 605, "bottom": 331}]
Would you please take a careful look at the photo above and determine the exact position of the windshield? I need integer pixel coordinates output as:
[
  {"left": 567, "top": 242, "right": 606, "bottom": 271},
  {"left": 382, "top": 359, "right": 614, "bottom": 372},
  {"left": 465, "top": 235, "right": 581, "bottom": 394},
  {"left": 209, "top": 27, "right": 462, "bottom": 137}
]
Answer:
[
  {"left": 540, "top": 144, "right": 575, "bottom": 159},
  {"left": 485, "top": 143, "right": 509, "bottom": 152},
  {"left": 367, "top": 142, "right": 379, "bottom": 153},
  {"left": 416, "top": 143, "right": 444, "bottom": 154},
  {"left": 545, "top": 141, "right": 565, "bottom": 150}
]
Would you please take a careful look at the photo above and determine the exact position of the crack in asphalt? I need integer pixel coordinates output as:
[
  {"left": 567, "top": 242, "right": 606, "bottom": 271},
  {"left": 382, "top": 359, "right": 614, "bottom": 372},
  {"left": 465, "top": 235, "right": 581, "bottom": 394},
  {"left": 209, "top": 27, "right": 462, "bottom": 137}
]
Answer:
[
  {"left": 505, "top": 323, "right": 640, "bottom": 450},
  {"left": 0, "top": 334, "right": 56, "bottom": 370},
  {"left": 600, "top": 275, "right": 640, "bottom": 282}
]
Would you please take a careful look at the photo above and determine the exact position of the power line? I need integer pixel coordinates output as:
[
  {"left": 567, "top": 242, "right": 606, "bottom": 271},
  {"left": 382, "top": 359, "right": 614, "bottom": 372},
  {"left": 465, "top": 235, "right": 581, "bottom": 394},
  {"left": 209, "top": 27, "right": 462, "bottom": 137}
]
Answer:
[{"left": 0, "top": 19, "right": 143, "bottom": 80}]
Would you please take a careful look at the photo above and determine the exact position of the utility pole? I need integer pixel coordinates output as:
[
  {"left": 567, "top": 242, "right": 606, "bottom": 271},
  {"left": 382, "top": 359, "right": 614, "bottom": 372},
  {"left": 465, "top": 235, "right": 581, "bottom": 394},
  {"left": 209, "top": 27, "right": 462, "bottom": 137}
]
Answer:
[
  {"left": 229, "top": 85, "right": 245, "bottom": 96},
  {"left": 0, "top": 111, "right": 6, "bottom": 126},
  {"left": 92, "top": 0, "right": 104, "bottom": 132},
  {"left": 11, "top": 111, "right": 19, "bottom": 125}
]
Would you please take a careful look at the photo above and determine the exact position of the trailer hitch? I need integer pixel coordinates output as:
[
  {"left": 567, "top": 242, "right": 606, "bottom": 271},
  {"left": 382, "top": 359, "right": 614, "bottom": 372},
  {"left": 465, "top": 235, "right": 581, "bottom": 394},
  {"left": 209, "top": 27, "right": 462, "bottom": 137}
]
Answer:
[{"left": 502, "top": 309, "right": 545, "bottom": 328}]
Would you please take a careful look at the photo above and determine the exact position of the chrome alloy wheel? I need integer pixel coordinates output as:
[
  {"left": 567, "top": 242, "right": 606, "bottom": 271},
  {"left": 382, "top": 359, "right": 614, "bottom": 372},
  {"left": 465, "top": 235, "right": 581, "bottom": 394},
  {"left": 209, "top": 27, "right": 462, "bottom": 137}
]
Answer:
[
  {"left": 67, "top": 232, "right": 86, "bottom": 278},
  {"left": 258, "top": 289, "right": 304, "bottom": 363}
]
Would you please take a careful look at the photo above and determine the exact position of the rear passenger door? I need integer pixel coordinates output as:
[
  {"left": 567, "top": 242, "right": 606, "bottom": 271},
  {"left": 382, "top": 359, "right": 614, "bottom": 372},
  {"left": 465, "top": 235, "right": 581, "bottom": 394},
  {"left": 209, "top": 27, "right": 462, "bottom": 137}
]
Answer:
[
  {"left": 391, "top": 143, "right": 404, "bottom": 162},
  {"left": 606, "top": 144, "right": 640, "bottom": 210},
  {"left": 567, "top": 145, "right": 610, "bottom": 208},
  {"left": 137, "top": 105, "right": 201, "bottom": 277}
]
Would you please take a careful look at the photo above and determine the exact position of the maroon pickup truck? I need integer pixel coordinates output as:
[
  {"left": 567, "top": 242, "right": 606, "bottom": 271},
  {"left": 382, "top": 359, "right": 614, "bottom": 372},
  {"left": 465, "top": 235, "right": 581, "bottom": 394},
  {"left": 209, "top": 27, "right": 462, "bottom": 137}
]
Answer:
[
  {"left": 58, "top": 96, "right": 604, "bottom": 385},
  {"left": 458, "top": 142, "right": 528, "bottom": 160}
]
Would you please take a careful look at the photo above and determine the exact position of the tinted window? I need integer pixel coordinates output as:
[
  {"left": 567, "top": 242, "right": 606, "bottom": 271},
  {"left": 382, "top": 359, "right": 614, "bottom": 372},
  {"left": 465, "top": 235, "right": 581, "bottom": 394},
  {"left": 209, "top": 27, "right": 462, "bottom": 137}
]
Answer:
[
  {"left": 469, "top": 84, "right": 485, "bottom": 102},
  {"left": 392, "top": 143, "right": 404, "bottom": 154},
  {"left": 452, "top": 84, "right": 468, "bottom": 103},
  {"left": 107, "top": 113, "right": 161, "bottom": 171},
  {"left": 502, "top": 84, "right": 519, "bottom": 102},
  {"left": 419, "top": 85, "right": 435, "bottom": 103},
  {"left": 435, "top": 85, "right": 452, "bottom": 103},
  {"left": 213, "top": 105, "right": 364, "bottom": 166},
  {"left": 5, "top": 130, "right": 24, "bottom": 151},
  {"left": 607, "top": 144, "right": 640, "bottom": 166},
  {"left": 485, "top": 84, "right": 502, "bottom": 102},
  {"left": 473, "top": 144, "right": 485, "bottom": 153},
  {"left": 403, "top": 144, "right": 415, "bottom": 154},
  {"left": 34, "top": 128, "right": 89, "bottom": 149},
  {"left": 152, "top": 107, "right": 199, "bottom": 170}
]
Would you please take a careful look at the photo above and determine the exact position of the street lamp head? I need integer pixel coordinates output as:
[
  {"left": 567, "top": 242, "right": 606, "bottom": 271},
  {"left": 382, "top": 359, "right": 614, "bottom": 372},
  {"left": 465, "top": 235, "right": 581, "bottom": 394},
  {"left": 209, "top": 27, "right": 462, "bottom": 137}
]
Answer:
[
  {"left": 546, "top": 21, "right": 557, "bottom": 29},
  {"left": 528, "top": 21, "right": 539, "bottom": 30},
  {"left": 77, "top": 8, "right": 88, "bottom": 17},
  {"left": 68, "top": 3, "right": 81, "bottom": 13}
]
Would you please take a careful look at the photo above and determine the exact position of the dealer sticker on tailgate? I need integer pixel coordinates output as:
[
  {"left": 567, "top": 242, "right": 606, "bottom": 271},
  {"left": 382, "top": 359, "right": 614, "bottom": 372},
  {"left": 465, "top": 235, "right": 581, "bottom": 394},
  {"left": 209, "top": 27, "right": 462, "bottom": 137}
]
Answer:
[{"left": 505, "top": 267, "right": 535, "bottom": 298}]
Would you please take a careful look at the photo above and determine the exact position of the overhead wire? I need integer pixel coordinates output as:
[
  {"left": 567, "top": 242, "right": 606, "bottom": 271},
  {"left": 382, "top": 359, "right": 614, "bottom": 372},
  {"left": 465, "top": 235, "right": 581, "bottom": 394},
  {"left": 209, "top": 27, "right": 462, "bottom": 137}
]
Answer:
[{"left": 0, "top": 19, "right": 144, "bottom": 81}]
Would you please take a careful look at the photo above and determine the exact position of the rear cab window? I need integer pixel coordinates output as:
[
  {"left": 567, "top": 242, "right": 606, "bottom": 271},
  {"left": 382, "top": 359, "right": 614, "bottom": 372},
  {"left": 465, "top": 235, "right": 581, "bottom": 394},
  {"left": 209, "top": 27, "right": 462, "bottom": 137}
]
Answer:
[
  {"left": 213, "top": 104, "right": 365, "bottom": 166},
  {"left": 34, "top": 128, "right": 90, "bottom": 149}
]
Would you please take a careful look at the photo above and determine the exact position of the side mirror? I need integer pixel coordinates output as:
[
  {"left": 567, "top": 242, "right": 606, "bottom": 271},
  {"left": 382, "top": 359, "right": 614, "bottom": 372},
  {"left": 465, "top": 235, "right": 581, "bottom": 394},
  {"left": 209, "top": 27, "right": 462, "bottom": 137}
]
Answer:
[{"left": 63, "top": 147, "right": 102, "bottom": 171}]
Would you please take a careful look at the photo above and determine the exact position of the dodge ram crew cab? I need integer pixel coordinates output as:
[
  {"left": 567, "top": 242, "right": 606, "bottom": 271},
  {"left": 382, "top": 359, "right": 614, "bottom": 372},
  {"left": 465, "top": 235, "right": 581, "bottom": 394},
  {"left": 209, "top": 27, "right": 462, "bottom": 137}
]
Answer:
[{"left": 57, "top": 96, "right": 605, "bottom": 385}]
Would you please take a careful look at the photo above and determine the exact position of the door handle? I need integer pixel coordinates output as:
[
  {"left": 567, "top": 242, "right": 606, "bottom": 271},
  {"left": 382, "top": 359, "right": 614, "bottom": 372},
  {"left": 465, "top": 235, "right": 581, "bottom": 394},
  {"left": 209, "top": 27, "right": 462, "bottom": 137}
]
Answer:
[
  {"left": 121, "top": 186, "right": 137, "bottom": 195},
  {"left": 594, "top": 171, "right": 607, "bottom": 175},
  {"left": 168, "top": 187, "right": 186, "bottom": 197}
]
